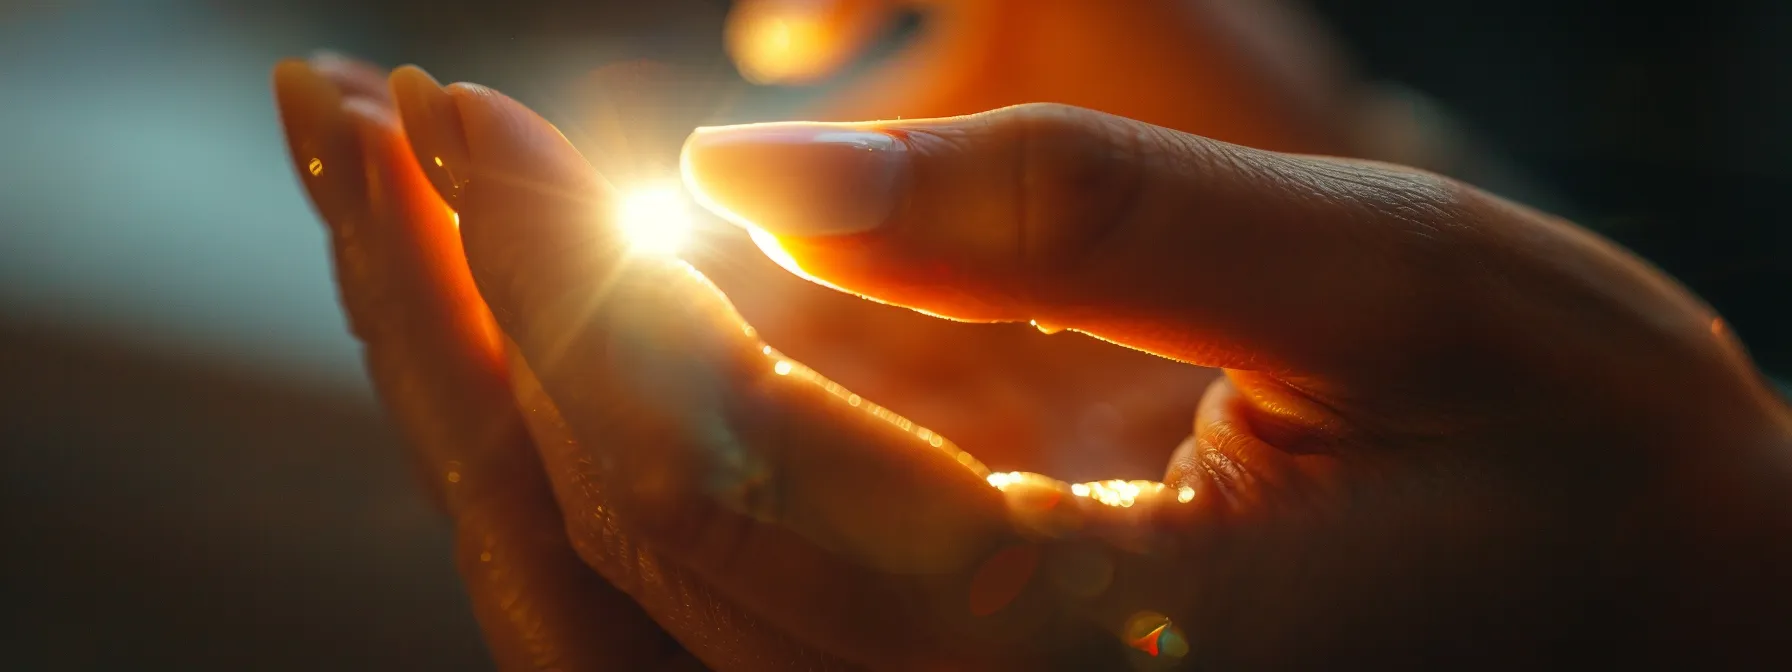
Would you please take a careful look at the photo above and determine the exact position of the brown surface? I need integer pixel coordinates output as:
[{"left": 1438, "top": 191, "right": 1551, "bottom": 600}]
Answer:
[{"left": 0, "top": 321, "right": 490, "bottom": 670}]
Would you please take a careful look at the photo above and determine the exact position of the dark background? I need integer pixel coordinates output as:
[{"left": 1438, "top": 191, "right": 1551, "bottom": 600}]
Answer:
[{"left": 1, "top": 1, "right": 1785, "bottom": 669}]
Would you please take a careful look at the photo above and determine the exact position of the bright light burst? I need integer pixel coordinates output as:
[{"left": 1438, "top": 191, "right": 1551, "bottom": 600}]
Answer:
[{"left": 615, "top": 183, "right": 694, "bottom": 255}]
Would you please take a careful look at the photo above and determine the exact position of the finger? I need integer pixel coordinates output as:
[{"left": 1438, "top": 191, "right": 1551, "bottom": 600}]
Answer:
[
  {"left": 274, "top": 60, "right": 680, "bottom": 670},
  {"left": 400, "top": 73, "right": 1166, "bottom": 667},
  {"left": 390, "top": 65, "right": 469, "bottom": 209},
  {"left": 1167, "top": 375, "right": 1330, "bottom": 517},
  {"left": 678, "top": 104, "right": 1736, "bottom": 400},
  {"left": 724, "top": 0, "right": 898, "bottom": 85}
]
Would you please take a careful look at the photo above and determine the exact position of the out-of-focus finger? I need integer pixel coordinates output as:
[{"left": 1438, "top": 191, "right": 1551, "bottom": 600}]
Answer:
[
  {"left": 390, "top": 65, "right": 469, "bottom": 209},
  {"left": 725, "top": 0, "right": 898, "bottom": 85},
  {"left": 274, "top": 59, "right": 683, "bottom": 670},
  {"left": 276, "top": 59, "right": 513, "bottom": 514}
]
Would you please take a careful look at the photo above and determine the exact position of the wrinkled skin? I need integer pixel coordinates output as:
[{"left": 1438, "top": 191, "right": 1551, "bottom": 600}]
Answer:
[{"left": 273, "top": 2, "right": 1792, "bottom": 670}]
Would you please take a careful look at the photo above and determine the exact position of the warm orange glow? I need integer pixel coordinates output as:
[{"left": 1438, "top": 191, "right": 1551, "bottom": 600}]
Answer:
[{"left": 729, "top": 10, "right": 829, "bottom": 83}]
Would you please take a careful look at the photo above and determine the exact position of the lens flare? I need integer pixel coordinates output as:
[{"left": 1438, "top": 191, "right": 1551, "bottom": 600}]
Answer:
[{"left": 616, "top": 184, "right": 694, "bottom": 255}]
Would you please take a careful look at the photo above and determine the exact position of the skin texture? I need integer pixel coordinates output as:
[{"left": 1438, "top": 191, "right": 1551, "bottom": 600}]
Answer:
[{"left": 273, "top": 3, "right": 1792, "bottom": 670}]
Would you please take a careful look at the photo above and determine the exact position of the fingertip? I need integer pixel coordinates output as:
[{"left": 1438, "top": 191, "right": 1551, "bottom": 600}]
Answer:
[
  {"left": 441, "top": 80, "right": 606, "bottom": 262},
  {"left": 271, "top": 58, "right": 338, "bottom": 121},
  {"left": 271, "top": 57, "right": 313, "bottom": 89},
  {"left": 388, "top": 65, "right": 466, "bottom": 205},
  {"left": 444, "top": 81, "right": 596, "bottom": 195},
  {"left": 272, "top": 58, "right": 367, "bottom": 227},
  {"left": 681, "top": 122, "right": 907, "bottom": 241}
]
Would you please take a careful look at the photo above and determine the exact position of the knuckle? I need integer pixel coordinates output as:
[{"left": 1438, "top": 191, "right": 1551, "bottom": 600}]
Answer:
[{"left": 999, "top": 104, "right": 1148, "bottom": 278}]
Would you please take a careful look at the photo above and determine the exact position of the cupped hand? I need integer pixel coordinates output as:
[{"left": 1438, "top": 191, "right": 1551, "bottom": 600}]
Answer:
[
  {"left": 274, "top": 55, "right": 712, "bottom": 670},
  {"left": 276, "top": 55, "right": 1791, "bottom": 669}
]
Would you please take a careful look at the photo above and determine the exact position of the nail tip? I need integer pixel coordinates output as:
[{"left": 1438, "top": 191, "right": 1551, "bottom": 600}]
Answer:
[{"left": 389, "top": 64, "right": 440, "bottom": 87}]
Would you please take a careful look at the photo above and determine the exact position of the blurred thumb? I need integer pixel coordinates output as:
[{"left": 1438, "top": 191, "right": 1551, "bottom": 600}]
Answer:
[{"left": 725, "top": 0, "right": 896, "bottom": 85}]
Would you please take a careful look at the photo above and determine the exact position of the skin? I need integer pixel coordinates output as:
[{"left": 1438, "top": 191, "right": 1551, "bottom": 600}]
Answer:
[{"left": 273, "top": 2, "right": 1792, "bottom": 669}]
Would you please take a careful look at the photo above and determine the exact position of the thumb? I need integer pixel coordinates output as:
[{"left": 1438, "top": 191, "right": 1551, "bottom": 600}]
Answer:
[
  {"left": 680, "top": 104, "right": 1781, "bottom": 449},
  {"left": 680, "top": 103, "right": 1464, "bottom": 381}
]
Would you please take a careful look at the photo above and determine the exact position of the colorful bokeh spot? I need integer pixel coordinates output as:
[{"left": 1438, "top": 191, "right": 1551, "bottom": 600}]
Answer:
[{"left": 1124, "top": 611, "right": 1190, "bottom": 664}]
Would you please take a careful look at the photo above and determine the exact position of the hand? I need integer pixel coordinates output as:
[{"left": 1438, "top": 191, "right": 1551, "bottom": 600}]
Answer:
[
  {"left": 679, "top": 0, "right": 1380, "bottom": 483},
  {"left": 275, "top": 56, "right": 1792, "bottom": 669},
  {"left": 273, "top": 55, "right": 714, "bottom": 670}
]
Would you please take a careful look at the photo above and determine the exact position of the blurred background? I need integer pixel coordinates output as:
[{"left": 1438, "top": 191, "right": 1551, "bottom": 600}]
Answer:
[{"left": 1, "top": 0, "right": 1785, "bottom": 668}]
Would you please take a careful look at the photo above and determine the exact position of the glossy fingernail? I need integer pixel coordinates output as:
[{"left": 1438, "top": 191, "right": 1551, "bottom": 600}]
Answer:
[
  {"left": 272, "top": 58, "right": 366, "bottom": 227},
  {"left": 389, "top": 65, "right": 468, "bottom": 205},
  {"left": 680, "top": 122, "right": 908, "bottom": 237}
]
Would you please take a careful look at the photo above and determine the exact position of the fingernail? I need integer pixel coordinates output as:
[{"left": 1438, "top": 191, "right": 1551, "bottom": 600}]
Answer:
[
  {"left": 272, "top": 58, "right": 366, "bottom": 227},
  {"left": 681, "top": 122, "right": 907, "bottom": 237},
  {"left": 389, "top": 65, "right": 468, "bottom": 205}
]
